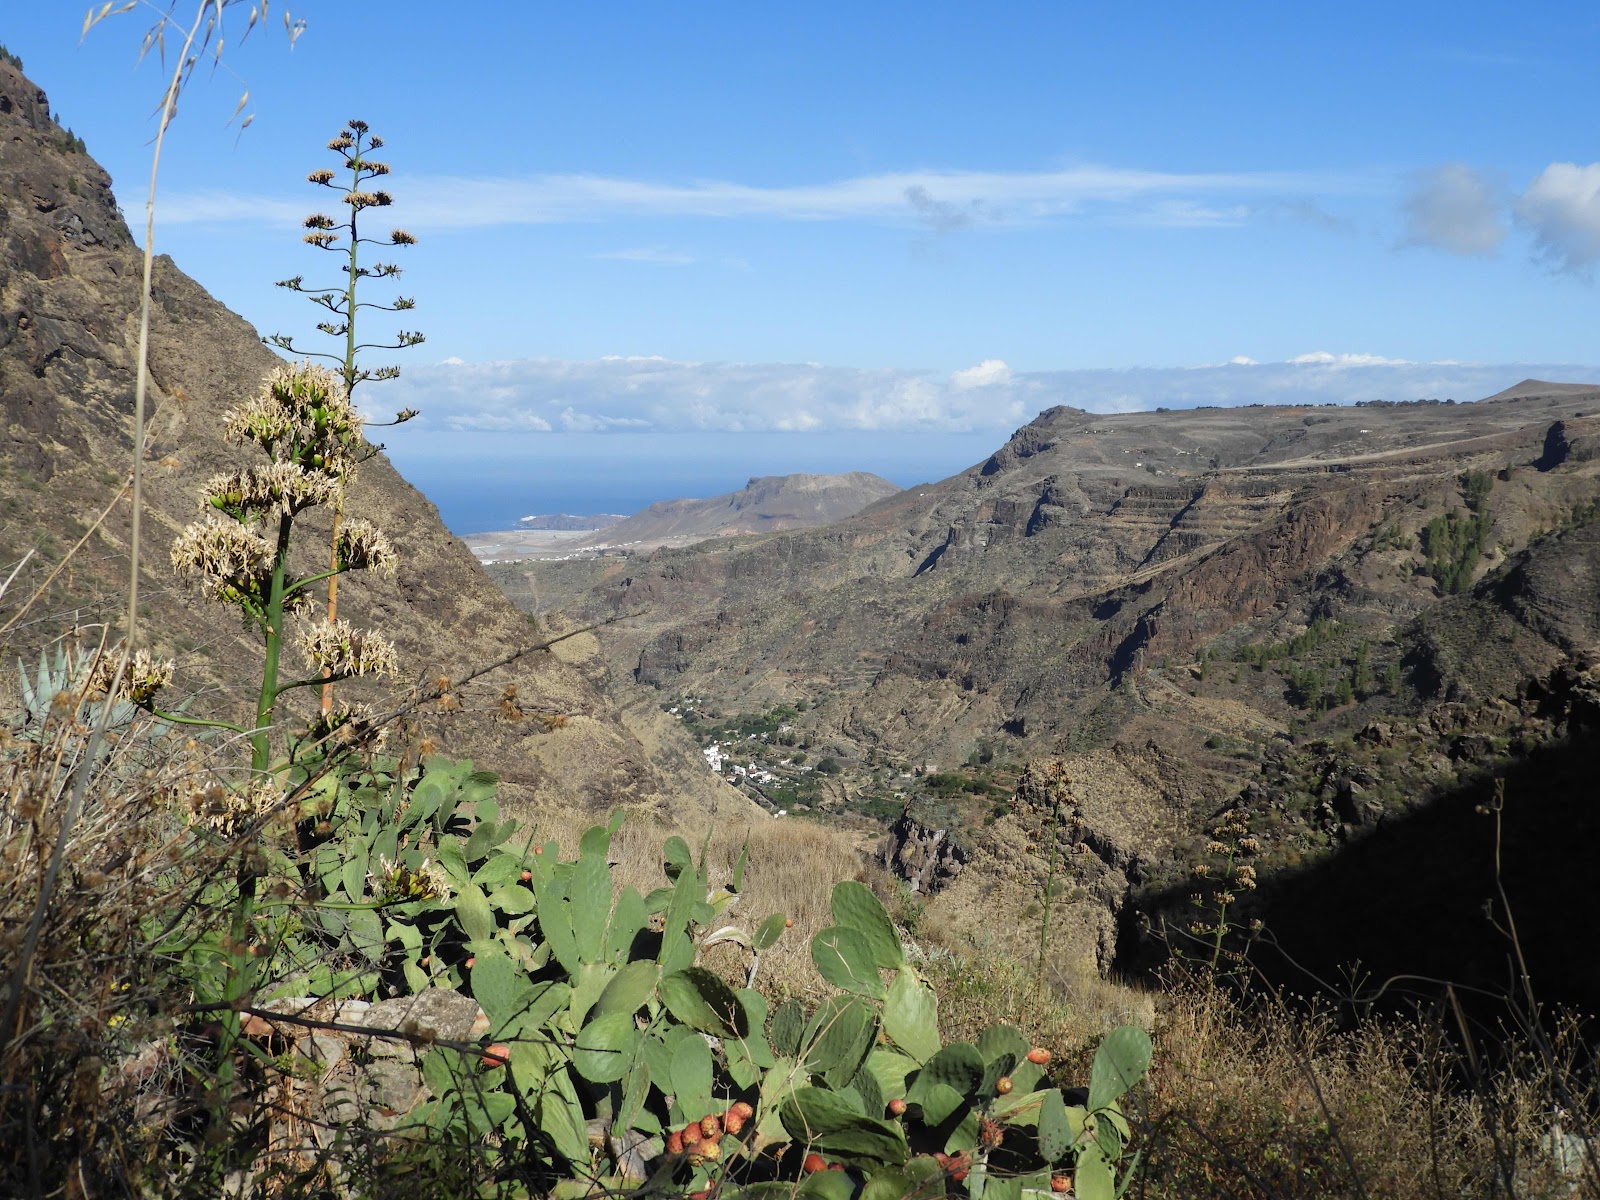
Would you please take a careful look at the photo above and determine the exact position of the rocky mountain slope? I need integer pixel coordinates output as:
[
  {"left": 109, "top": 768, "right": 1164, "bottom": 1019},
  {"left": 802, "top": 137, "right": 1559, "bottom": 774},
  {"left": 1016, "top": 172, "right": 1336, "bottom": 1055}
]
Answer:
[
  {"left": 568, "top": 471, "right": 902, "bottom": 549},
  {"left": 0, "top": 58, "right": 743, "bottom": 821},
  {"left": 518, "top": 389, "right": 1600, "bottom": 763},
  {"left": 505, "top": 381, "right": 1600, "bottom": 1001}
]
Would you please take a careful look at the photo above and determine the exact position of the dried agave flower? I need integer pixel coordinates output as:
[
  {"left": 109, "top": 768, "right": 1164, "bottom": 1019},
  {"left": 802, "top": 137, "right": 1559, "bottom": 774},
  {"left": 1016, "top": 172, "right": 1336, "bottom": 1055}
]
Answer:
[
  {"left": 335, "top": 519, "right": 397, "bottom": 576},
  {"left": 297, "top": 617, "right": 398, "bottom": 680},
  {"left": 193, "top": 776, "right": 283, "bottom": 840},
  {"left": 170, "top": 515, "right": 274, "bottom": 602}
]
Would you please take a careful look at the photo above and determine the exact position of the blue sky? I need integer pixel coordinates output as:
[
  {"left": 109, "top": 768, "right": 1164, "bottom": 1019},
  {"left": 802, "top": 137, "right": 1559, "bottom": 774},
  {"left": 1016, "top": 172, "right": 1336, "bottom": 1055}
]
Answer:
[{"left": 8, "top": 3, "right": 1600, "bottom": 526}]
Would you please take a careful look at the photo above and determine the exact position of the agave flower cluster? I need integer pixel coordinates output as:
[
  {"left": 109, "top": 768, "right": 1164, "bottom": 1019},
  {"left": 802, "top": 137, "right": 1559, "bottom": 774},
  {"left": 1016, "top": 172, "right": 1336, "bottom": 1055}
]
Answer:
[
  {"left": 170, "top": 361, "right": 400, "bottom": 770},
  {"left": 85, "top": 645, "right": 176, "bottom": 707},
  {"left": 223, "top": 359, "right": 366, "bottom": 476},
  {"left": 297, "top": 617, "right": 398, "bottom": 681},
  {"left": 190, "top": 777, "right": 286, "bottom": 841}
]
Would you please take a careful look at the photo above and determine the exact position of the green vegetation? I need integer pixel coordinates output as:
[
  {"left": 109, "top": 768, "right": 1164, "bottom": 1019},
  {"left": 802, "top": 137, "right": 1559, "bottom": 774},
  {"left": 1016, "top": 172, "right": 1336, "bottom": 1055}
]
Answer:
[
  {"left": 0, "top": 42, "right": 21, "bottom": 70},
  {"left": 1418, "top": 470, "right": 1495, "bottom": 594},
  {"left": 1232, "top": 615, "right": 1350, "bottom": 669},
  {"left": 1462, "top": 467, "right": 1493, "bottom": 511},
  {"left": 1368, "top": 521, "right": 1408, "bottom": 551},
  {"left": 924, "top": 770, "right": 1008, "bottom": 800},
  {"left": 1420, "top": 507, "right": 1491, "bottom": 593}
]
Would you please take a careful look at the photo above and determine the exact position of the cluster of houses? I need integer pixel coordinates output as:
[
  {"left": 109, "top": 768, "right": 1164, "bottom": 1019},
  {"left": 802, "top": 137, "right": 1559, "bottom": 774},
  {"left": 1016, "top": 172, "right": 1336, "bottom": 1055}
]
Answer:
[{"left": 700, "top": 741, "right": 780, "bottom": 786}]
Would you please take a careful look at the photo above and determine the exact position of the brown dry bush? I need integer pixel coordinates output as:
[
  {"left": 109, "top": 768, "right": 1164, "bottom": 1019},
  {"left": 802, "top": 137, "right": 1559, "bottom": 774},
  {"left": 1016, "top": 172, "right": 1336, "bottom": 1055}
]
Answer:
[{"left": 0, "top": 636, "right": 240, "bottom": 1196}]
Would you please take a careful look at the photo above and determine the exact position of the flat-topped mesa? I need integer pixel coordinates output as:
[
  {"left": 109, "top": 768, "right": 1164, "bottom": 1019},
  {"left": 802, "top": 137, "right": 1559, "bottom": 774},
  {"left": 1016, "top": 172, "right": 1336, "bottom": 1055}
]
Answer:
[{"left": 572, "top": 471, "right": 902, "bottom": 548}]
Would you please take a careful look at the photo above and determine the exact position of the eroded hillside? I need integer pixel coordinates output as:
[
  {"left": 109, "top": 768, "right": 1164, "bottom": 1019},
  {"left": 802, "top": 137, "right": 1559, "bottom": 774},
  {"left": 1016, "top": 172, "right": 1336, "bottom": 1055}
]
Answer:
[{"left": 513, "top": 388, "right": 1599, "bottom": 767}]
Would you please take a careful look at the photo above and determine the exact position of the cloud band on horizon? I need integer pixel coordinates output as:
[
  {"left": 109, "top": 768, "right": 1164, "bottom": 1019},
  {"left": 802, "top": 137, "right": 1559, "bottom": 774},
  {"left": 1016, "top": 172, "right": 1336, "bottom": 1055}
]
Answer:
[{"left": 367, "top": 354, "right": 1600, "bottom": 436}]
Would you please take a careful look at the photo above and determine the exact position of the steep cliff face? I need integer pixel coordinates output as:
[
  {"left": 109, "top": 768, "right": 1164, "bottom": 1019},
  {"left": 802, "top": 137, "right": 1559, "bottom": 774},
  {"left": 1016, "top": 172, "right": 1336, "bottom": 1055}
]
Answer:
[{"left": 0, "top": 59, "right": 742, "bottom": 820}]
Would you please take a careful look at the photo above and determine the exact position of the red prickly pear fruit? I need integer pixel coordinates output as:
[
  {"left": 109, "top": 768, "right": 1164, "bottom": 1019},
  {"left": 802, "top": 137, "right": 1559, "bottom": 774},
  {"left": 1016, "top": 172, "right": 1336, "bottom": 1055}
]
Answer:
[
  {"left": 1051, "top": 1175, "right": 1072, "bottom": 1193},
  {"left": 1028, "top": 1047, "right": 1052, "bottom": 1065},
  {"left": 729, "top": 1100, "right": 755, "bottom": 1121},
  {"left": 480, "top": 1043, "right": 510, "bottom": 1068},
  {"left": 666, "top": 1130, "right": 685, "bottom": 1155},
  {"left": 888, "top": 1097, "right": 908, "bottom": 1116},
  {"left": 681, "top": 1123, "right": 703, "bottom": 1147},
  {"left": 996, "top": 1075, "right": 1014, "bottom": 1094},
  {"left": 700, "top": 1114, "right": 721, "bottom": 1138},
  {"left": 801, "top": 1153, "right": 827, "bottom": 1174}
]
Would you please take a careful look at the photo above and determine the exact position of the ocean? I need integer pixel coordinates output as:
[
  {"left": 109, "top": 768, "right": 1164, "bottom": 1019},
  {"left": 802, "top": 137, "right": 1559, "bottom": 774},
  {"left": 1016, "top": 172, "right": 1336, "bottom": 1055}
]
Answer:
[{"left": 383, "top": 429, "right": 1001, "bottom": 535}]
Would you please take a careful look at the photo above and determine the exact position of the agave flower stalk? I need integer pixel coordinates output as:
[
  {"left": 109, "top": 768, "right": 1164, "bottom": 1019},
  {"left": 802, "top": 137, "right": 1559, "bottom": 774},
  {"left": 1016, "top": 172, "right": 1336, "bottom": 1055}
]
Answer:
[{"left": 264, "top": 120, "right": 421, "bottom": 714}]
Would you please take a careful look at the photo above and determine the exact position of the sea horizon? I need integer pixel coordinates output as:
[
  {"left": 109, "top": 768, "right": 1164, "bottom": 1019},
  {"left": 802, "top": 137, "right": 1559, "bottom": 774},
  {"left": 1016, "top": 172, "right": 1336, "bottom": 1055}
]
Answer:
[{"left": 384, "top": 429, "right": 1002, "bottom": 536}]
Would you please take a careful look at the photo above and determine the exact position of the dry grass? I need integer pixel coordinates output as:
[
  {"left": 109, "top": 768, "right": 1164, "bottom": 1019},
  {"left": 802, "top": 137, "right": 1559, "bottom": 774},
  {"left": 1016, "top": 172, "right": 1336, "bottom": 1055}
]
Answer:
[
  {"left": 530, "top": 804, "right": 886, "bottom": 996},
  {"left": 1132, "top": 981, "right": 1599, "bottom": 1200}
]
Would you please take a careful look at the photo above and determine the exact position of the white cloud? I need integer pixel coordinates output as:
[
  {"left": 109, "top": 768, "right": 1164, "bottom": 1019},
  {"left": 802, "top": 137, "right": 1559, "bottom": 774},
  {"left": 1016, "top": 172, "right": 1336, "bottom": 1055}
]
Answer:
[
  {"left": 1516, "top": 162, "right": 1600, "bottom": 273},
  {"left": 161, "top": 162, "right": 1363, "bottom": 232},
  {"left": 156, "top": 191, "right": 307, "bottom": 225},
  {"left": 950, "top": 359, "right": 1012, "bottom": 388},
  {"left": 556, "top": 407, "right": 653, "bottom": 431},
  {"left": 592, "top": 247, "right": 696, "bottom": 265},
  {"left": 1288, "top": 351, "right": 1412, "bottom": 367},
  {"left": 1402, "top": 163, "right": 1506, "bottom": 255},
  {"left": 376, "top": 352, "right": 1600, "bottom": 435},
  {"left": 1111, "top": 200, "right": 1253, "bottom": 228},
  {"left": 1228, "top": 356, "right": 1258, "bottom": 365}
]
